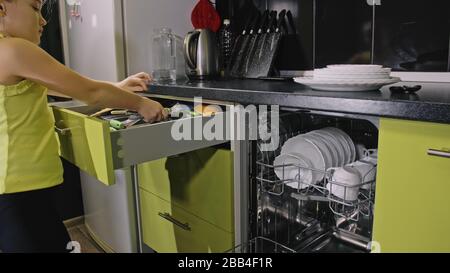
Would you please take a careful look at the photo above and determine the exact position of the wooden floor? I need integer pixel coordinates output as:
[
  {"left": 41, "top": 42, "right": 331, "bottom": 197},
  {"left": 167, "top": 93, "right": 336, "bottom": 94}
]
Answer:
[{"left": 67, "top": 224, "right": 105, "bottom": 253}]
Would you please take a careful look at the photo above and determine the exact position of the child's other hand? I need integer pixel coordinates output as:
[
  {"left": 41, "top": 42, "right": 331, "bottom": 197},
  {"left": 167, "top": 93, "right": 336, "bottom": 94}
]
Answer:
[
  {"left": 117, "top": 72, "right": 152, "bottom": 92},
  {"left": 137, "top": 98, "right": 169, "bottom": 123}
]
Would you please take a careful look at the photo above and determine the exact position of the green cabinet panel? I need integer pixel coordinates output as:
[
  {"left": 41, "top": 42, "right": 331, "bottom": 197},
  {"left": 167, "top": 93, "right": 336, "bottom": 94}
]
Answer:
[
  {"left": 53, "top": 106, "right": 115, "bottom": 185},
  {"left": 140, "top": 189, "right": 234, "bottom": 253},
  {"left": 373, "top": 118, "right": 450, "bottom": 252},
  {"left": 138, "top": 148, "right": 234, "bottom": 232}
]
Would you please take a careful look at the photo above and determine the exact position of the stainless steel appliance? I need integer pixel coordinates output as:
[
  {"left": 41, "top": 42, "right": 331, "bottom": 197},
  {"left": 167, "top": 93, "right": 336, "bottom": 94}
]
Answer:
[
  {"left": 232, "top": 110, "right": 381, "bottom": 253},
  {"left": 184, "top": 29, "right": 219, "bottom": 80}
]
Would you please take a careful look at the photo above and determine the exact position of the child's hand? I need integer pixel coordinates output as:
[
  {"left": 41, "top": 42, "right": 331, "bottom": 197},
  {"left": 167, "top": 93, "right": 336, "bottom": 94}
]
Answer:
[
  {"left": 117, "top": 72, "right": 152, "bottom": 92},
  {"left": 137, "top": 98, "right": 169, "bottom": 123}
]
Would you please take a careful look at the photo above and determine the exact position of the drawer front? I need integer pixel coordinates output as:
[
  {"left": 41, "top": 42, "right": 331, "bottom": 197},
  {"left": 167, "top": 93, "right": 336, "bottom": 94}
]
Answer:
[
  {"left": 53, "top": 106, "right": 115, "bottom": 185},
  {"left": 111, "top": 112, "right": 229, "bottom": 168},
  {"left": 52, "top": 102, "right": 230, "bottom": 186},
  {"left": 140, "top": 189, "right": 234, "bottom": 253},
  {"left": 138, "top": 148, "right": 234, "bottom": 232},
  {"left": 373, "top": 118, "right": 450, "bottom": 252}
]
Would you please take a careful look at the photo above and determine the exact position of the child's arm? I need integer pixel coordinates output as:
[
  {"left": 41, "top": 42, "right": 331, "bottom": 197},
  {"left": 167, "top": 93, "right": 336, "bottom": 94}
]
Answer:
[
  {"left": 0, "top": 38, "right": 167, "bottom": 122},
  {"left": 116, "top": 72, "right": 152, "bottom": 92}
]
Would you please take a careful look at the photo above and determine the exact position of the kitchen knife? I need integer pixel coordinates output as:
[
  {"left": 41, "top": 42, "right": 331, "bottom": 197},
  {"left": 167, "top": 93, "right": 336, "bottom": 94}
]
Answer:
[
  {"left": 251, "top": 9, "right": 287, "bottom": 78},
  {"left": 240, "top": 10, "right": 270, "bottom": 77},
  {"left": 227, "top": 11, "right": 256, "bottom": 76},
  {"left": 229, "top": 11, "right": 261, "bottom": 77},
  {"left": 246, "top": 10, "right": 278, "bottom": 78},
  {"left": 286, "top": 10, "right": 297, "bottom": 35}
]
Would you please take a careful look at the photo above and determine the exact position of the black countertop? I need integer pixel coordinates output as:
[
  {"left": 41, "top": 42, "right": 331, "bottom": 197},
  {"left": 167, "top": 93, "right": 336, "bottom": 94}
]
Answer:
[{"left": 148, "top": 79, "right": 450, "bottom": 124}]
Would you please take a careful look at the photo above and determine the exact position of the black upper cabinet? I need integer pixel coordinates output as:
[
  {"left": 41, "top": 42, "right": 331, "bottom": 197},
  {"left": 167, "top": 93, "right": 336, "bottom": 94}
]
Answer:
[
  {"left": 268, "top": 0, "right": 314, "bottom": 70},
  {"left": 217, "top": 0, "right": 450, "bottom": 72},
  {"left": 315, "top": 0, "right": 373, "bottom": 68},
  {"left": 373, "top": 0, "right": 450, "bottom": 72}
]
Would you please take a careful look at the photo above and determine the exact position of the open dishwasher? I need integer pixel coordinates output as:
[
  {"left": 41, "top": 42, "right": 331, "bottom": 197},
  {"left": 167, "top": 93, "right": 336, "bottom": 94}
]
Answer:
[{"left": 232, "top": 109, "right": 379, "bottom": 253}]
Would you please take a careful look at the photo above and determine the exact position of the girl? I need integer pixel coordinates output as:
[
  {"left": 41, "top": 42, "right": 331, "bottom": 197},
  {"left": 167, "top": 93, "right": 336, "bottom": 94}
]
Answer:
[{"left": 0, "top": 0, "right": 168, "bottom": 252}]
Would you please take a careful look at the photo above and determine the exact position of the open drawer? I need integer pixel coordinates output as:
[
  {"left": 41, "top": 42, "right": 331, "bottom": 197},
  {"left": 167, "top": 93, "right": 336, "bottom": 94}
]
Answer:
[{"left": 52, "top": 98, "right": 230, "bottom": 185}]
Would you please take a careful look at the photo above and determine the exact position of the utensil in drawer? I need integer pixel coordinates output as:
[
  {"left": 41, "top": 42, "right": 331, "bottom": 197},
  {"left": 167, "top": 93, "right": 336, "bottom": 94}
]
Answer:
[
  {"left": 109, "top": 119, "right": 126, "bottom": 130},
  {"left": 122, "top": 114, "right": 144, "bottom": 128},
  {"left": 110, "top": 109, "right": 133, "bottom": 115},
  {"left": 90, "top": 108, "right": 113, "bottom": 117}
]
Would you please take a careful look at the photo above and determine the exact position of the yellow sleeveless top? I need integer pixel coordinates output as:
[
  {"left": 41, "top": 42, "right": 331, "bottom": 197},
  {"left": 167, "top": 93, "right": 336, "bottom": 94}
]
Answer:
[{"left": 0, "top": 33, "right": 63, "bottom": 194}]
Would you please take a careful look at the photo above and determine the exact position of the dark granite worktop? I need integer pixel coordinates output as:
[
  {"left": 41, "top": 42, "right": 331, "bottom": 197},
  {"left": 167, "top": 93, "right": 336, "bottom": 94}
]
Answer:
[{"left": 148, "top": 79, "right": 450, "bottom": 124}]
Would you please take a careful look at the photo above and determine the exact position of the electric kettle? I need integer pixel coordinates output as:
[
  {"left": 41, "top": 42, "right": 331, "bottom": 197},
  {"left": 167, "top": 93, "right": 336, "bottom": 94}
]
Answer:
[{"left": 184, "top": 29, "right": 219, "bottom": 80}]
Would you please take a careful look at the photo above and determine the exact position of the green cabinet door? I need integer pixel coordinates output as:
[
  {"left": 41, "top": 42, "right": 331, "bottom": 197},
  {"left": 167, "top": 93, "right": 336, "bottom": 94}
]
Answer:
[
  {"left": 140, "top": 189, "right": 234, "bottom": 253},
  {"left": 373, "top": 118, "right": 450, "bottom": 252},
  {"left": 138, "top": 148, "right": 234, "bottom": 232}
]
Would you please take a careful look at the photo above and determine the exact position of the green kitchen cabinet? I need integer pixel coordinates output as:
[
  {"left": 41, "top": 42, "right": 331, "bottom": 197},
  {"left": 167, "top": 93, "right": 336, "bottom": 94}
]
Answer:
[
  {"left": 138, "top": 148, "right": 234, "bottom": 233},
  {"left": 52, "top": 103, "right": 228, "bottom": 186},
  {"left": 373, "top": 118, "right": 450, "bottom": 252},
  {"left": 140, "top": 189, "right": 234, "bottom": 253}
]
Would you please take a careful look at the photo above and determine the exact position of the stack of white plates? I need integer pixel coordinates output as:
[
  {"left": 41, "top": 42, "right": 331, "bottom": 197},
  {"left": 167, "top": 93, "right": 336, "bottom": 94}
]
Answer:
[
  {"left": 294, "top": 64, "right": 401, "bottom": 91},
  {"left": 274, "top": 127, "right": 356, "bottom": 189}
]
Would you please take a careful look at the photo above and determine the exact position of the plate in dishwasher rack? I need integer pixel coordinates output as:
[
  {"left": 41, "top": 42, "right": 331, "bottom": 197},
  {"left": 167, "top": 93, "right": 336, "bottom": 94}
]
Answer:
[
  {"left": 281, "top": 136, "right": 326, "bottom": 182},
  {"left": 294, "top": 77, "right": 401, "bottom": 91}
]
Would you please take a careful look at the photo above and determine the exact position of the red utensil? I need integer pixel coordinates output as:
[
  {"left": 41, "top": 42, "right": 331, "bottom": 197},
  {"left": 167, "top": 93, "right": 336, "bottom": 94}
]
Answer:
[{"left": 191, "top": 0, "right": 221, "bottom": 32}]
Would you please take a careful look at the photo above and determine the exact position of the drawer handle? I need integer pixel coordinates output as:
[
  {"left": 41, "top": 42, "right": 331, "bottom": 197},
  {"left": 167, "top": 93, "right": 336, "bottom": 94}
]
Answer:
[
  {"left": 54, "top": 125, "right": 72, "bottom": 136},
  {"left": 428, "top": 149, "right": 450, "bottom": 159},
  {"left": 158, "top": 212, "right": 191, "bottom": 231}
]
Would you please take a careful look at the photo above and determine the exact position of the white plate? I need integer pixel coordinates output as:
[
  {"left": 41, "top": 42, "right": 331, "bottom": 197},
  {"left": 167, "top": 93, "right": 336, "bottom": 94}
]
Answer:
[
  {"left": 325, "top": 127, "right": 356, "bottom": 164},
  {"left": 314, "top": 75, "right": 391, "bottom": 80},
  {"left": 314, "top": 71, "right": 391, "bottom": 80},
  {"left": 281, "top": 136, "right": 326, "bottom": 182},
  {"left": 326, "top": 64, "right": 389, "bottom": 72},
  {"left": 303, "top": 133, "right": 333, "bottom": 169},
  {"left": 322, "top": 128, "right": 352, "bottom": 164},
  {"left": 294, "top": 77, "right": 401, "bottom": 92},
  {"left": 316, "top": 129, "right": 346, "bottom": 166},
  {"left": 315, "top": 68, "right": 391, "bottom": 75},
  {"left": 273, "top": 153, "right": 313, "bottom": 190},
  {"left": 307, "top": 131, "right": 339, "bottom": 167}
]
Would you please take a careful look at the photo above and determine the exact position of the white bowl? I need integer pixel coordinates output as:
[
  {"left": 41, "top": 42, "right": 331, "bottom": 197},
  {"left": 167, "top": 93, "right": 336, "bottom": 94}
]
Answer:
[{"left": 326, "top": 166, "right": 361, "bottom": 201}]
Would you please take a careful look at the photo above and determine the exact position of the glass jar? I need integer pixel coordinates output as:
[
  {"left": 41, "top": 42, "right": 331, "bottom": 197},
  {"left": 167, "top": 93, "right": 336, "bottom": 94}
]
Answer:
[{"left": 152, "top": 27, "right": 176, "bottom": 82}]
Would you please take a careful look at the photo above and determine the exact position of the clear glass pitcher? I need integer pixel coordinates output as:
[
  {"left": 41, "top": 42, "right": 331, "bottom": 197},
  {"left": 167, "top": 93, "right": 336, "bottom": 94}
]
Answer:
[{"left": 152, "top": 27, "right": 176, "bottom": 82}]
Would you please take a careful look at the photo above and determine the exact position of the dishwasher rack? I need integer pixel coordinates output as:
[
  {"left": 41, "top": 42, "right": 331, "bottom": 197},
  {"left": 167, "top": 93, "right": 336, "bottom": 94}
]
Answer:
[
  {"left": 256, "top": 159, "right": 376, "bottom": 222},
  {"left": 242, "top": 111, "right": 379, "bottom": 253}
]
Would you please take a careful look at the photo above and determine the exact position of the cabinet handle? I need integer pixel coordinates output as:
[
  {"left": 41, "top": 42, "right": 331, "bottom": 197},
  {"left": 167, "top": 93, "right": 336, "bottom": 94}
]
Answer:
[
  {"left": 427, "top": 149, "right": 450, "bottom": 159},
  {"left": 54, "top": 125, "right": 72, "bottom": 136},
  {"left": 158, "top": 212, "right": 191, "bottom": 231}
]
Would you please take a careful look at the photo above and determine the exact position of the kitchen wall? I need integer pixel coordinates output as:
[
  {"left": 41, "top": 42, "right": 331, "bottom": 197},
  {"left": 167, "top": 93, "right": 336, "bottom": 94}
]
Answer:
[
  {"left": 122, "top": 0, "right": 197, "bottom": 75},
  {"left": 217, "top": 0, "right": 450, "bottom": 72}
]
